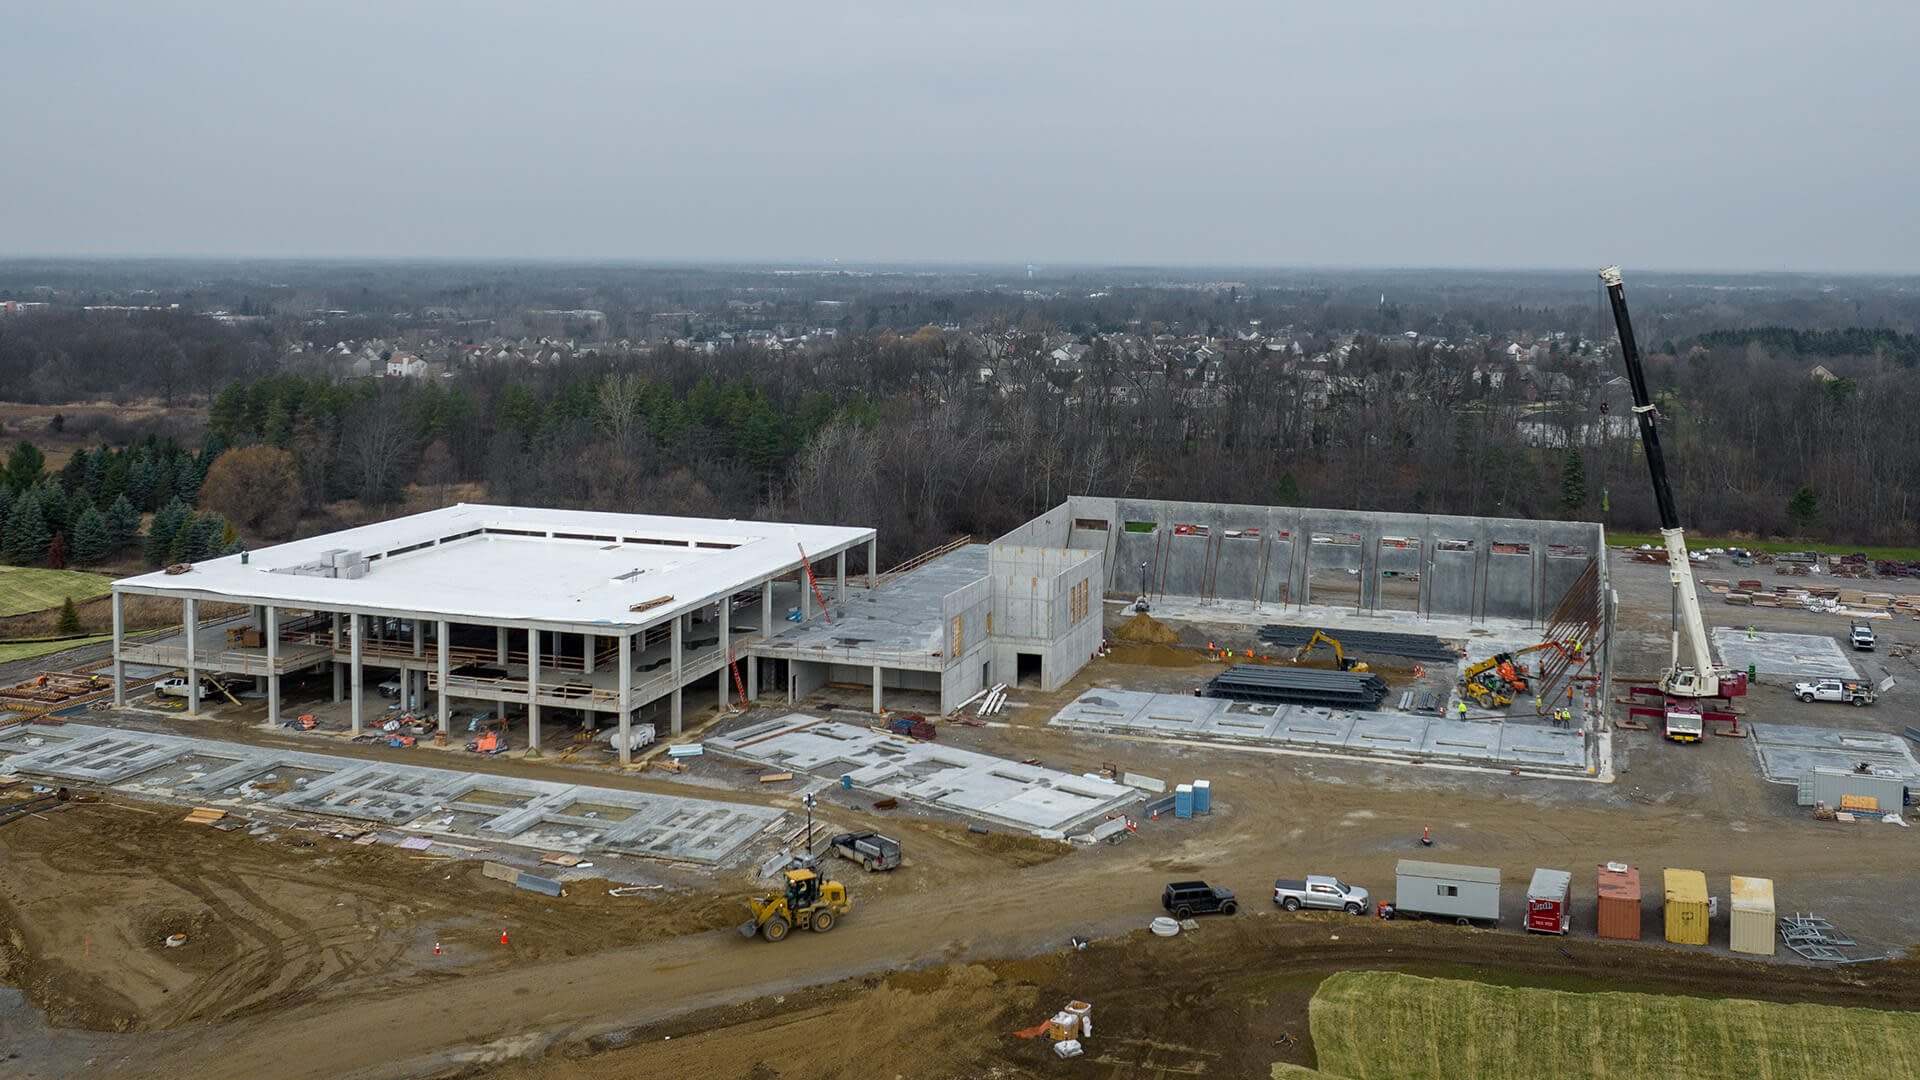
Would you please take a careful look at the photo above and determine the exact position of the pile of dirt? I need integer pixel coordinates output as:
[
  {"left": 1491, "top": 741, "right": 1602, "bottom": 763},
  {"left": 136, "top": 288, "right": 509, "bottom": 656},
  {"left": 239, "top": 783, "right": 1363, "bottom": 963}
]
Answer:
[{"left": 1114, "top": 612, "right": 1180, "bottom": 646}]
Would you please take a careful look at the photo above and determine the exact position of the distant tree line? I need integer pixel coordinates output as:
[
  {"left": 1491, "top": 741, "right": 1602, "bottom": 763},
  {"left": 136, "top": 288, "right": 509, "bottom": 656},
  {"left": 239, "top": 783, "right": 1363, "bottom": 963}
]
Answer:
[{"left": 1680, "top": 327, "right": 1920, "bottom": 367}]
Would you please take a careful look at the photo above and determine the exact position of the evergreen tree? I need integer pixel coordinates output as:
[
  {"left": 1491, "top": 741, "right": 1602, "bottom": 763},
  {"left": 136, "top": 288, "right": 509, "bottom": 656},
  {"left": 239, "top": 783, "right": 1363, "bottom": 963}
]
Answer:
[
  {"left": 145, "top": 498, "right": 188, "bottom": 565},
  {"left": 1786, "top": 486, "right": 1821, "bottom": 535},
  {"left": 1560, "top": 447, "right": 1588, "bottom": 510},
  {"left": 174, "top": 455, "right": 203, "bottom": 506},
  {"left": 187, "top": 513, "right": 228, "bottom": 560},
  {"left": 38, "top": 482, "right": 69, "bottom": 537},
  {"left": 46, "top": 530, "right": 69, "bottom": 570},
  {"left": 59, "top": 447, "right": 89, "bottom": 492},
  {"left": 125, "top": 455, "right": 156, "bottom": 510},
  {"left": 84, "top": 447, "right": 107, "bottom": 500},
  {"left": 168, "top": 511, "right": 198, "bottom": 565},
  {"left": 105, "top": 494, "right": 141, "bottom": 552},
  {"left": 4, "top": 490, "right": 51, "bottom": 564},
  {"left": 1273, "top": 471, "right": 1304, "bottom": 506},
  {"left": 4, "top": 440, "right": 46, "bottom": 492},
  {"left": 70, "top": 504, "right": 111, "bottom": 565},
  {"left": 57, "top": 595, "right": 82, "bottom": 635},
  {"left": 0, "top": 484, "right": 12, "bottom": 540}
]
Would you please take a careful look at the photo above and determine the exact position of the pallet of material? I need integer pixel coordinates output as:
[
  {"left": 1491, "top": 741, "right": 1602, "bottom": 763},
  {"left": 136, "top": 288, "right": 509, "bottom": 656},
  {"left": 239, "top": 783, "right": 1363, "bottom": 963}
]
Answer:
[
  {"left": 1752, "top": 596, "right": 1780, "bottom": 607},
  {"left": 540, "top": 852, "right": 586, "bottom": 867},
  {"left": 651, "top": 759, "right": 688, "bottom": 774},
  {"left": 1724, "top": 593, "right": 1752, "bottom": 605},
  {"left": 758, "top": 772, "right": 794, "bottom": 783},
  {"left": 183, "top": 807, "right": 227, "bottom": 825}
]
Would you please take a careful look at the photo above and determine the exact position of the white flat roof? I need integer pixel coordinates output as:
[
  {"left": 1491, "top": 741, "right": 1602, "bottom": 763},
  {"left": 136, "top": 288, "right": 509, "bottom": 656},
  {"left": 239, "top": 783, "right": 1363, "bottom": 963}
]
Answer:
[{"left": 115, "top": 504, "right": 872, "bottom": 631}]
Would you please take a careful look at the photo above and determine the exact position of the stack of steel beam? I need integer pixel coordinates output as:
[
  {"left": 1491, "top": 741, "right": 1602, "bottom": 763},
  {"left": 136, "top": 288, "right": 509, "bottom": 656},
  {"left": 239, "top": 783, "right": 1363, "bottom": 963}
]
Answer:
[
  {"left": 1257, "top": 625, "right": 1459, "bottom": 663},
  {"left": 1202, "top": 664, "right": 1389, "bottom": 709}
]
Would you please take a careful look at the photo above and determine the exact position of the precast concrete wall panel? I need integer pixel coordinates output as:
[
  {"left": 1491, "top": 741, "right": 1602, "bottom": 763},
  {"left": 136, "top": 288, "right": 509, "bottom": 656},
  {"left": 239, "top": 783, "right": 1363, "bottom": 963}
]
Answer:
[{"left": 1059, "top": 497, "right": 1604, "bottom": 627}]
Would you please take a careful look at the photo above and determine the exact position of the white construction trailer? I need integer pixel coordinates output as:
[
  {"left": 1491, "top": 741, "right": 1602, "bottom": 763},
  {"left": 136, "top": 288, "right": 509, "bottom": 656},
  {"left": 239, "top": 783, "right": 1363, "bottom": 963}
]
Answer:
[{"left": 1392, "top": 859, "right": 1502, "bottom": 927}]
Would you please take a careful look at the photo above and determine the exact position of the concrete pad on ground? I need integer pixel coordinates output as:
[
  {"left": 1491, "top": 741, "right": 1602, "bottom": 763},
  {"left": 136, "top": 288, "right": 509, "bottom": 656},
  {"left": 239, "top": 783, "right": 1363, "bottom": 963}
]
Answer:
[
  {"left": 1049, "top": 688, "right": 1591, "bottom": 775},
  {"left": 0, "top": 721, "right": 783, "bottom": 864},
  {"left": 1749, "top": 723, "right": 1920, "bottom": 784},
  {"left": 1712, "top": 629, "right": 1857, "bottom": 682},
  {"left": 708, "top": 714, "right": 1138, "bottom": 833}
]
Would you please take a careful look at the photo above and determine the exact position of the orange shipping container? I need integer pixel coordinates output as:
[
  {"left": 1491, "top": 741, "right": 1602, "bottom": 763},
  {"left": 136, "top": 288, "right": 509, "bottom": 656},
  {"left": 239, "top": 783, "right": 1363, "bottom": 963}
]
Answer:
[{"left": 1596, "top": 863, "right": 1641, "bottom": 941}]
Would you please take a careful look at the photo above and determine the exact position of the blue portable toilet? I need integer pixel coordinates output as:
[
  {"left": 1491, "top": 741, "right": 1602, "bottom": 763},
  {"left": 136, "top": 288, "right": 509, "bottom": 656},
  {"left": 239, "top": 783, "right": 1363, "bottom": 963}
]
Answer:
[
  {"left": 1193, "top": 779, "right": 1211, "bottom": 814},
  {"left": 1175, "top": 784, "right": 1195, "bottom": 819},
  {"left": 840, "top": 775, "right": 853, "bottom": 790}
]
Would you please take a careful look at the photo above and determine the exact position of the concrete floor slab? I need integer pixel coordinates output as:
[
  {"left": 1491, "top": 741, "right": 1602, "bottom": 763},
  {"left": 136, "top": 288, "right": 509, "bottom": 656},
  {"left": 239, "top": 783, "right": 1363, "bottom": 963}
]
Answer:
[
  {"left": 709, "top": 715, "right": 1138, "bottom": 833},
  {"left": 0, "top": 722, "right": 782, "bottom": 864},
  {"left": 1750, "top": 723, "right": 1920, "bottom": 784},
  {"left": 1049, "top": 688, "right": 1592, "bottom": 775},
  {"left": 1712, "top": 629, "right": 1858, "bottom": 681},
  {"left": 756, "top": 546, "right": 989, "bottom": 662}
]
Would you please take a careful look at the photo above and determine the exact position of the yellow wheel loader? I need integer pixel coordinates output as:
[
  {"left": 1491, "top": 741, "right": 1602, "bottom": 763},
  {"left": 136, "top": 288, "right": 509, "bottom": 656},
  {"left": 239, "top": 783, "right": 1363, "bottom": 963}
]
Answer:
[{"left": 739, "top": 868, "right": 851, "bottom": 942}]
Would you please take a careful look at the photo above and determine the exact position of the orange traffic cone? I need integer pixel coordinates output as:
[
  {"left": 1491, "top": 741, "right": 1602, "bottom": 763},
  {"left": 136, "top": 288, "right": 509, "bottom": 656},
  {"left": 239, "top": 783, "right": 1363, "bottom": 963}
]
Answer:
[
  {"left": 434, "top": 941, "right": 442, "bottom": 955},
  {"left": 1421, "top": 825, "right": 1432, "bottom": 847},
  {"left": 500, "top": 930, "right": 509, "bottom": 945}
]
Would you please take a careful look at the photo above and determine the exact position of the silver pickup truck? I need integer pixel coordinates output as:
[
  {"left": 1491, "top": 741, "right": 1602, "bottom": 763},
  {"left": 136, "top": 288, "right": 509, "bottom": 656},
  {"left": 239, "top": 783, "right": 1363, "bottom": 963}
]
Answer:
[{"left": 1273, "top": 874, "right": 1370, "bottom": 914}]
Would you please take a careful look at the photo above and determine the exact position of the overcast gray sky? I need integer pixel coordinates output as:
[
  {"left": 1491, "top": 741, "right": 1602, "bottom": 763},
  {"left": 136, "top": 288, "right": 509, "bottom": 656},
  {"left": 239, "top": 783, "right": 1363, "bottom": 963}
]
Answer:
[{"left": 5, "top": 1, "right": 1916, "bottom": 271}]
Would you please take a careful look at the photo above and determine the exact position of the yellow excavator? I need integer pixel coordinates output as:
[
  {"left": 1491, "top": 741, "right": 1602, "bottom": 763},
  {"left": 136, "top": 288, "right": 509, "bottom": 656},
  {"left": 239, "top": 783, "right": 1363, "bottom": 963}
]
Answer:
[
  {"left": 739, "top": 868, "right": 851, "bottom": 942},
  {"left": 1293, "top": 631, "right": 1369, "bottom": 672}
]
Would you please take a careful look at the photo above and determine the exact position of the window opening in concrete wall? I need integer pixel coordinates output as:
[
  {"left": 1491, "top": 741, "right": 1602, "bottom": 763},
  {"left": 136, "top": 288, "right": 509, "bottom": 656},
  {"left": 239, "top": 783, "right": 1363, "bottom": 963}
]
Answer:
[
  {"left": 441, "top": 528, "right": 483, "bottom": 543},
  {"left": 624, "top": 536, "right": 684, "bottom": 547},
  {"left": 485, "top": 527, "right": 543, "bottom": 538},
  {"left": 1377, "top": 537, "right": 1422, "bottom": 613},
  {"left": 1492, "top": 540, "right": 1531, "bottom": 556},
  {"left": 695, "top": 541, "right": 739, "bottom": 550},
  {"left": 982, "top": 661, "right": 990, "bottom": 686},
  {"left": 1173, "top": 524, "right": 1209, "bottom": 537},
  {"left": 1016, "top": 652, "right": 1043, "bottom": 688},
  {"left": 1547, "top": 544, "right": 1590, "bottom": 558},
  {"left": 386, "top": 540, "right": 436, "bottom": 558},
  {"left": 1123, "top": 521, "right": 1157, "bottom": 533},
  {"left": 553, "top": 532, "right": 616, "bottom": 542},
  {"left": 1070, "top": 580, "right": 1090, "bottom": 625},
  {"left": 1073, "top": 518, "right": 1109, "bottom": 531},
  {"left": 1224, "top": 528, "right": 1260, "bottom": 539},
  {"left": 1312, "top": 532, "right": 1362, "bottom": 546},
  {"left": 951, "top": 615, "right": 963, "bottom": 654},
  {"left": 1437, "top": 538, "right": 1475, "bottom": 553}
]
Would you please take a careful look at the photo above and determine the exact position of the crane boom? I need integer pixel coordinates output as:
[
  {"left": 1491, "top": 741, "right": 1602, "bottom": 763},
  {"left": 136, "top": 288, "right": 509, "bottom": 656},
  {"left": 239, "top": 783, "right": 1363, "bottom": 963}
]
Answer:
[{"left": 1599, "top": 266, "right": 1734, "bottom": 699}]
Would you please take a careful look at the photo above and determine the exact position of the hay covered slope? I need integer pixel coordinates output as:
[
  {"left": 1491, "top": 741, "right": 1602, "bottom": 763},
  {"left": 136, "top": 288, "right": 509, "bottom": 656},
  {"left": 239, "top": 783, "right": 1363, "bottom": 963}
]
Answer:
[{"left": 1310, "top": 971, "right": 1920, "bottom": 1080}]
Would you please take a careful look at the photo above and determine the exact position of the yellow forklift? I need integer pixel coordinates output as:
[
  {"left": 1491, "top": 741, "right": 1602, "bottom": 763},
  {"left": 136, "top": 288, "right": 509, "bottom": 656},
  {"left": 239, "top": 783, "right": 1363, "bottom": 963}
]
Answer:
[{"left": 739, "top": 868, "right": 851, "bottom": 942}]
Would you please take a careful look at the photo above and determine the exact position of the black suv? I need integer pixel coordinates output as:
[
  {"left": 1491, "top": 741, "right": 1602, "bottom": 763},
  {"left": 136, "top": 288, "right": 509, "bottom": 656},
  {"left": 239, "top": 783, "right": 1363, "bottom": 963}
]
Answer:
[{"left": 1162, "top": 880, "right": 1237, "bottom": 918}]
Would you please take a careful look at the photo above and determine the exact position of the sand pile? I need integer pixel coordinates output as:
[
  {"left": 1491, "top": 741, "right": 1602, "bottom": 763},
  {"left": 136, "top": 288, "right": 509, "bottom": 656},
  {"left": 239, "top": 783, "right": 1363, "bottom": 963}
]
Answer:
[{"left": 1114, "top": 612, "right": 1180, "bottom": 646}]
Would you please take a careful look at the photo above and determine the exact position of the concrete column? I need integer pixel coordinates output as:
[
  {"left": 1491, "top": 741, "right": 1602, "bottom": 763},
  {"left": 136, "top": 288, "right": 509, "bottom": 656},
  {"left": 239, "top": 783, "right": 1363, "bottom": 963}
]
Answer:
[
  {"left": 670, "top": 616, "right": 684, "bottom": 735},
  {"left": 266, "top": 606, "right": 280, "bottom": 727},
  {"left": 718, "top": 594, "right": 732, "bottom": 709},
  {"left": 330, "top": 613, "right": 343, "bottom": 702},
  {"left": 872, "top": 662, "right": 883, "bottom": 714},
  {"left": 799, "top": 570, "right": 810, "bottom": 621},
  {"left": 760, "top": 583, "right": 773, "bottom": 639},
  {"left": 111, "top": 590, "right": 126, "bottom": 707},
  {"left": 184, "top": 597, "right": 199, "bottom": 717},
  {"left": 867, "top": 537, "right": 878, "bottom": 586},
  {"left": 412, "top": 619, "right": 424, "bottom": 659},
  {"left": 837, "top": 550, "right": 847, "bottom": 600},
  {"left": 349, "top": 614, "right": 364, "bottom": 735},
  {"left": 436, "top": 619, "right": 451, "bottom": 744},
  {"left": 494, "top": 625, "right": 509, "bottom": 717},
  {"left": 747, "top": 654, "right": 759, "bottom": 701},
  {"left": 528, "top": 628, "right": 542, "bottom": 752},
  {"left": 586, "top": 634, "right": 597, "bottom": 674},
  {"left": 617, "top": 631, "right": 634, "bottom": 765}
]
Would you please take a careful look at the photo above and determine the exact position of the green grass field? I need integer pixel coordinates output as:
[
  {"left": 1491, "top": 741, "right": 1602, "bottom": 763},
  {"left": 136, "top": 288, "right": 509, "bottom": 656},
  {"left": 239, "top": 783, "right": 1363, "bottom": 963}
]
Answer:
[
  {"left": 1306, "top": 971, "right": 1920, "bottom": 1080},
  {"left": 0, "top": 566, "right": 115, "bottom": 617},
  {"left": 0, "top": 634, "right": 113, "bottom": 664},
  {"left": 1608, "top": 533, "right": 1920, "bottom": 563}
]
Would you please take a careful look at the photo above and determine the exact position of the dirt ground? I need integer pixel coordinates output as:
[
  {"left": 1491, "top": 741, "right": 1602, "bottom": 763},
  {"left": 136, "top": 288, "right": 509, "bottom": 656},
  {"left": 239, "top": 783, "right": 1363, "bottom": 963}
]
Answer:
[{"left": 6, "top": 551, "right": 1920, "bottom": 1079}]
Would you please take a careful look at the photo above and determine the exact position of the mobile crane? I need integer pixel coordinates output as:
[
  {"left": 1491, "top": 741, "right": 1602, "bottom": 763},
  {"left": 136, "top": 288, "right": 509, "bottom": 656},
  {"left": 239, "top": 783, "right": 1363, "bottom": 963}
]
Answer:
[{"left": 1599, "top": 267, "right": 1746, "bottom": 735}]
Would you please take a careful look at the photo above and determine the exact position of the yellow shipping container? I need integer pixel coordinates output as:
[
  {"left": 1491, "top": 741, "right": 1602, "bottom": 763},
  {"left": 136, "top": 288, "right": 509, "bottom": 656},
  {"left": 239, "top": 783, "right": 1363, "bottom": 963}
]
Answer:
[
  {"left": 1728, "top": 875, "right": 1775, "bottom": 956},
  {"left": 1663, "top": 868, "right": 1710, "bottom": 946}
]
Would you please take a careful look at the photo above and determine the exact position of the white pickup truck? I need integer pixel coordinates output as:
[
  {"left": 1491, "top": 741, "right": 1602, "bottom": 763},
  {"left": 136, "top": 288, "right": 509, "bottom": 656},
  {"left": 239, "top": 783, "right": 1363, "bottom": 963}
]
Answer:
[
  {"left": 1793, "top": 678, "right": 1875, "bottom": 706},
  {"left": 1272, "top": 874, "right": 1370, "bottom": 914},
  {"left": 1850, "top": 623, "right": 1877, "bottom": 650}
]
